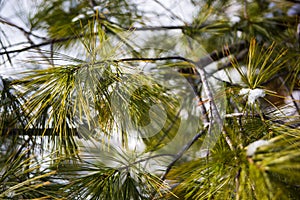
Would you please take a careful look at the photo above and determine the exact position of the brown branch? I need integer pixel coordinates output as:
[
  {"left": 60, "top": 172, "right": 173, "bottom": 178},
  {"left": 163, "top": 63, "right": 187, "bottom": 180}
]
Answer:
[
  {"left": 196, "top": 41, "right": 247, "bottom": 67},
  {"left": 1, "top": 128, "right": 80, "bottom": 137},
  {"left": 215, "top": 48, "right": 248, "bottom": 72},
  {"left": 278, "top": 76, "right": 300, "bottom": 115},
  {"left": 193, "top": 42, "right": 246, "bottom": 151},
  {"left": 0, "top": 36, "right": 77, "bottom": 56},
  {"left": 0, "top": 24, "right": 213, "bottom": 56},
  {"left": 194, "top": 59, "right": 235, "bottom": 150},
  {"left": 152, "top": 0, "right": 186, "bottom": 23},
  {"left": 101, "top": 41, "right": 246, "bottom": 66},
  {"left": 116, "top": 56, "right": 191, "bottom": 63},
  {"left": 130, "top": 24, "right": 212, "bottom": 31},
  {"left": 160, "top": 128, "right": 207, "bottom": 180},
  {"left": 0, "top": 17, "right": 47, "bottom": 40},
  {"left": 118, "top": 154, "right": 176, "bottom": 171}
]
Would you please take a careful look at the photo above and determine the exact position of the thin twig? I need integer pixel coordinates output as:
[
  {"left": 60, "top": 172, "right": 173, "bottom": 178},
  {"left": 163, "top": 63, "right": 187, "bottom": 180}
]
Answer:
[
  {"left": 152, "top": 0, "right": 186, "bottom": 24},
  {"left": 244, "top": 0, "right": 248, "bottom": 19},
  {"left": 160, "top": 128, "right": 207, "bottom": 180},
  {"left": 0, "top": 36, "right": 77, "bottom": 55},
  {"left": 208, "top": 48, "right": 248, "bottom": 76},
  {"left": 235, "top": 168, "right": 241, "bottom": 200},
  {"left": 0, "top": 17, "right": 48, "bottom": 40},
  {"left": 196, "top": 41, "right": 247, "bottom": 68},
  {"left": 0, "top": 24, "right": 218, "bottom": 56},
  {"left": 1, "top": 128, "right": 79, "bottom": 136},
  {"left": 278, "top": 76, "right": 300, "bottom": 115},
  {"left": 118, "top": 154, "right": 175, "bottom": 171}
]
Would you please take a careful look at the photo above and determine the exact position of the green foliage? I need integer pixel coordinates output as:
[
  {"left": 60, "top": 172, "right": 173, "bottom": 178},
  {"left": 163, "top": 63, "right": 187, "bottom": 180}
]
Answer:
[
  {"left": 1, "top": 0, "right": 300, "bottom": 199},
  {"left": 31, "top": 0, "right": 141, "bottom": 39},
  {"left": 231, "top": 39, "right": 288, "bottom": 89},
  {"left": 0, "top": 150, "right": 58, "bottom": 199}
]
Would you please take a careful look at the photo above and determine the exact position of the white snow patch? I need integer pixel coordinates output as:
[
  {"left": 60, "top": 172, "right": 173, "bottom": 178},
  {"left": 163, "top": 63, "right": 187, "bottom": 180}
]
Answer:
[
  {"left": 86, "top": 10, "right": 94, "bottom": 16},
  {"left": 72, "top": 14, "right": 85, "bottom": 22},
  {"left": 93, "top": 6, "right": 102, "bottom": 11},
  {"left": 239, "top": 88, "right": 266, "bottom": 104},
  {"left": 246, "top": 140, "right": 270, "bottom": 157}
]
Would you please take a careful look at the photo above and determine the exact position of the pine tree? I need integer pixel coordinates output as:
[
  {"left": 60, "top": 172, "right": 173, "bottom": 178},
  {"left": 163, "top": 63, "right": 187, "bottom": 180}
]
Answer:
[{"left": 0, "top": 0, "right": 300, "bottom": 199}]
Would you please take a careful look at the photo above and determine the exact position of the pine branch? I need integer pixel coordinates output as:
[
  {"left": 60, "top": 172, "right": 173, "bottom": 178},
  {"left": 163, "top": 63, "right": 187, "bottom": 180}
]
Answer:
[
  {"left": 0, "top": 24, "right": 217, "bottom": 56},
  {"left": 152, "top": 0, "right": 186, "bottom": 23},
  {"left": 118, "top": 154, "right": 176, "bottom": 171},
  {"left": 160, "top": 128, "right": 207, "bottom": 180},
  {"left": 0, "top": 36, "right": 77, "bottom": 55},
  {"left": 194, "top": 60, "right": 235, "bottom": 150},
  {"left": 104, "top": 41, "right": 246, "bottom": 66},
  {"left": 1, "top": 128, "right": 80, "bottom": 137},
  {"left": 0, "top": 17, "right": 47, "bottom": 40},
  {"left": 195, "top": 41, "right": 247, "bottom": 67},
  {"left": 208, "top": 48, "right": 248, "bottom": 76}
]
